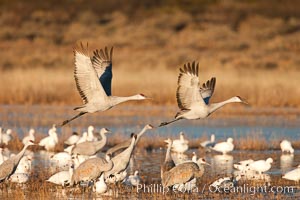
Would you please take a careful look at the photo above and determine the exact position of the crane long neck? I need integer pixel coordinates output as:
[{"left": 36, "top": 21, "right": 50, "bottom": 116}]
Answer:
[
  {"left": 208, "top": 97, "right": 239, "bottom": 114},
  {"left": 97, "top": 132, "right": 107, "bottom": 147},
  {"left": 110, "top": 95, "right": 140, "bottom": 106},
  {"left": 14, "top": 144, "right": 30, "bottom": 164},
  {"left": 136, "top": 126, "right": 148, "bottom": 144},
  {"left": 129, "top": 137, "right": 136, "bottom": 151}
]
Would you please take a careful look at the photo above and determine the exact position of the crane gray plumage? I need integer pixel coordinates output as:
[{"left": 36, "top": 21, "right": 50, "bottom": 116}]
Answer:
[
  {"left": 104, "top": 135, "right": 136, "bottom": 179},
  {"left": 160, "top": 61, "right": 248, "bottom": 127},
  {"left": 161, "top": 138, "right": 175, "bottom": 180},
  {"left": 162, "top": 162, "right": 201, "bottom": 187},
  {"left": 72, "top": 128, "right": 110, "bottom": 156},
  {"left": 70, "top": 154, "right": 113, "bottom": 186},
  {"left": 60, "top": 43, "right": 148, "bottom": 126},
  {"left": 0, "top": 140, "right": 35, "bottom": 182},
  {"left": 106, "top": 124, "right": 153, "bottom": 155},
  {"left": 106, "top": 134, "right": 134, "bottom": 156},
  {"left": 162, "top": 161, "right": 205, "bottom": 187}
]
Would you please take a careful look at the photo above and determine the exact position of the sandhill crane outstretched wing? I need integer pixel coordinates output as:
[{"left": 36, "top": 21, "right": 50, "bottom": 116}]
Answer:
[
  {"left": 92, "top": 47, "right": 113, "bottom": 96},
  {"left": 200, "top": 77, "right": 216, "bottom": 105},
  {"left": 160, "top": 61, "right": 247, "bottom": 127},
  {"left": 177, "top": 61, "right": 216, "bottom": 109},
  {"left": 74, "top": 43, "right": 108, "bottom": 105}
]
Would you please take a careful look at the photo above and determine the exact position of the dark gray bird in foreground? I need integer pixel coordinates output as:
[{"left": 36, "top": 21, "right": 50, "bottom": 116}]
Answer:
[
  {"left": 161, "top": 138, "right": 175, "bottom": 180},
  {"left": 104, "top": 135, "right": 136, "bottom": 179},
  {"left": 0, "top": 140, "right": 35, "bottom": 182},
  {"left": 162, "top": 159, "right": 210, "bottom": 187},
  {"left": 72, "top": 128, "right": 110, "bottom": 156},
  {"left": 70, "top": 154, "right": 113, "bottom": 186}
]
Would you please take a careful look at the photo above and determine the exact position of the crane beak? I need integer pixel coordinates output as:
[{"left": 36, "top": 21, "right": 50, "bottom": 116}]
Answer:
[
  {"left": 237, "top": 96, "right": 249, "bottom": 105},
  {"left": 146, "top": 96, "right": 153, "bottom": 100}
]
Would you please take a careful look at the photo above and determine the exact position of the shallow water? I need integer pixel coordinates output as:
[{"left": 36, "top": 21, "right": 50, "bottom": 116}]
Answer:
[
  {"left": 0, "top": 105, "right": 300, "bottom": 198},
  {"left": 1, "top": 105, "right": 300, "bottom": 140}
]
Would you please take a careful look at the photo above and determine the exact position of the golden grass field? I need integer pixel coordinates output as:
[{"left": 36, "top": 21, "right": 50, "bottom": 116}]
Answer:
[{"left": 0, "top": 0, "right": 300, "bottom": 108}]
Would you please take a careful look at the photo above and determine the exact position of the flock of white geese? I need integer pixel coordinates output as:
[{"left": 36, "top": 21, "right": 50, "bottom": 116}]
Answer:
[{"left": 0, "top": 43, "right": 299, "bottom": 195}]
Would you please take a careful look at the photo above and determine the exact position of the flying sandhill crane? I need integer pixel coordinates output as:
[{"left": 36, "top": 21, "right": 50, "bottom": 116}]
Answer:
[
  {"left": 70, "top": 154, "right": 113, "bottom": 186},
  {"left": 159, "top": 61, "right": 248, "bottom": 127},
  {"left": 104, "top": 135, "right": 136, "bottom": 180},
  {"left": 106, "top": 124, "right": 153, "bottom": 155},
  {"left": 161, "top": 138, "right": 175, "bottom": 180},
  {"left": 72, "top": 128, "right": 110, "bottom": 156},
  {"left": 60, "top": 43, "right": 149, "bottom": 126},
  {"left": 162, "top": 159, "right": 210, "bottom": 187},
  {"left": 0, "top": 140, "right": 35, "bottom": 182}
]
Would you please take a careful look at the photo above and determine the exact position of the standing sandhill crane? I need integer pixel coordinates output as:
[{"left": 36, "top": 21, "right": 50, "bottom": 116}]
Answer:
[
  {"left": 0, "top": 140, "right": 35, "bottom": 182},
  {"left": 162, "top": 159, "right": 210, "bottom": 187},
  {"left": 22, "top": 128, "right": 35, "bottom": 145},
  {"left": 72, "top": 128, "right": 110, "bottom": 156},
  {"left": 161, "top": 138, "right": 175, "bottom": 180},
  {"left": 60, "top": 43, "right": 149, "bottom": 126},
  {"left": 104, "top": 135, "right": 136, "bottom": 179},
  {"left": 70, "top": 154, "right": 113, "bottom": 186},
  {"left": 106, "top": 124, "right": 153, "bottom": 155},
  {"left": 159, "top": 61, "right": 248, "bottom": 127}
]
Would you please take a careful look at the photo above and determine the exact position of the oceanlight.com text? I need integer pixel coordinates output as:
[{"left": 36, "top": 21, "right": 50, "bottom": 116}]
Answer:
[{"left": 136, "top": 183, "right": 296, "bottom": 195}]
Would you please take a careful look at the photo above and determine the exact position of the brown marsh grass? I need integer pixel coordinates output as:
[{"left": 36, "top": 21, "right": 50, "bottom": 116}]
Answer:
[
  {"left": 1, "top": 67, "right": 300, "bottom": 108},
  {"left": 1, "top": 1, "right": 300, "bottom": 108}
]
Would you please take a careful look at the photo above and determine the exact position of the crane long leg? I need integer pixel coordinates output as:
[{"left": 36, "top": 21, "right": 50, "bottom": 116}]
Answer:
[
  {"left": 60, "top": 112, "right": 87, "bottom": 126},
  {"left": 159, "top": 118, "right": 181, "bottom": 127}
]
